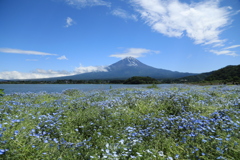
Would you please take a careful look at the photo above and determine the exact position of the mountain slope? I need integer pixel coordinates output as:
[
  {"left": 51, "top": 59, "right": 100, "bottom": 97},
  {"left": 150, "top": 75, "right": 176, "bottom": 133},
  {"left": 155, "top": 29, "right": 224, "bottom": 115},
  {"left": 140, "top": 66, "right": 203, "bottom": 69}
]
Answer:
[
  {"left": 176, "top": 72, "right": 213, "bottom": 82},
  {"left": 44, "top": 57, "right": 197, "bottom": 80},
  {"left": 105, "top": 57, "right": 196, "bottom": 79},
  {"left": 176, "top": 64, "right": 240, "bottom": 83},
  {"left": 205, "top": 65, "right": 240, "bottom": 82}
]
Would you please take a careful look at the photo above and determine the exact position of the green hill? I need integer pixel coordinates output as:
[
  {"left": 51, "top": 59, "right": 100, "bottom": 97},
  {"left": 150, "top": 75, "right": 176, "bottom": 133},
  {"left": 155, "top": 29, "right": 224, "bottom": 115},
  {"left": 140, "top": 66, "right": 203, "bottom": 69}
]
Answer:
[
  {"left": 205, "top": 65, "right": 240, "bottom": 83},
  {"left": 177, "top": 72, "right": 213, "bottom": 82},
  {"left": 175, "top": 64, "right": 240, "bottom": 84}
]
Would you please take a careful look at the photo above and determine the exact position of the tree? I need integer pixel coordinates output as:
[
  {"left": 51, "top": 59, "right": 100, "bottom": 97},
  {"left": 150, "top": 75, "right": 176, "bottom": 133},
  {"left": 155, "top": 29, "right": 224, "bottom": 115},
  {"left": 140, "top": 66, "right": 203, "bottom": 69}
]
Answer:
[{"left": 124, "top": 76, "right": 159, "bottom": 84}]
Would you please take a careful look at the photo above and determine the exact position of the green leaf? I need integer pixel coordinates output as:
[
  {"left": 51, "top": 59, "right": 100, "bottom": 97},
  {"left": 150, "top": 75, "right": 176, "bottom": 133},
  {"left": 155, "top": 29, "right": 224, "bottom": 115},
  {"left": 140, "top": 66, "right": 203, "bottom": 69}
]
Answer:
[{"left": 0, "top": 89, "right": 5, "bottom": 96}]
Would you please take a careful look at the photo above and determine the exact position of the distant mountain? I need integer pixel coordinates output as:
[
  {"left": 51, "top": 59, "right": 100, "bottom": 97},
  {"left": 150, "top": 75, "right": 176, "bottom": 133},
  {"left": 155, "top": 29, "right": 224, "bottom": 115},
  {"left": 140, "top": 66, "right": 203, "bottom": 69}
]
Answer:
[
  {"left": 177, "top": 64, "right": 240, "bottom": 83},
  {"left": 205, "top": 65, "right": 240, "bottom": 82},
  {"left": 177, "top": 72, "right": 213, "bottom": 82},
  {"left": 41, "top": 57, "right": 197, "bottom": 81}
]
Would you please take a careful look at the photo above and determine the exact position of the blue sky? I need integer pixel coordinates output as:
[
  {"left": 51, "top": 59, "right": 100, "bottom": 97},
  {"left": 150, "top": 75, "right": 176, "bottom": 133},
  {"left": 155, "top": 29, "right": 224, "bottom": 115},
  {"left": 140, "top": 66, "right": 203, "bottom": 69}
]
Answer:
[{"left": 0, "top": 0, "right": 240, "bottom": 80}]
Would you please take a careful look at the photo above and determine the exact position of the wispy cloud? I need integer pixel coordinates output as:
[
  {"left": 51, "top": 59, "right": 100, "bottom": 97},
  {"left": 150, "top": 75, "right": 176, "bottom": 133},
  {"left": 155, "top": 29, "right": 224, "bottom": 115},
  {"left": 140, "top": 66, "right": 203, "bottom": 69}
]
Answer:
[
  {"left": 209, "top": 44, "right": 240, "bottom": 56},
  {"left": 0, "top": 65, "right": 108, "bottom": 80},
  {"left": 131, "top": 0, "right": 232, "bottom": 47},
  {"left": 74, "top": 64, "right": 108, "bottom": 74},
  {"left": 110, "top": 48, "right": 160, "bottom": 59},
  {"left": 0, "top": 70, "right": 74, "bottom": 80},
  {"left": 0, "top": 48, "right": 57, "bottom": 56},
  {"left": 32, "top": 69, "right": 72, "bottom": 75},
  {"left": 57, "top": 55, "right": 68, "bottom": 60},
  {"left": 65, "top": 17, "right": 74, "bottom": 27},
  {"left": 210, "top": 50, "right": 238, "bottom": 56},
  {"left": 65, "top": 0, "right": 111, "bottom": 8},
  {"left": 224, "top": 45, "right": 240, "bottom": 49},
  {"left": 112, "top": 8, "right": 138, "bottom": 21}
]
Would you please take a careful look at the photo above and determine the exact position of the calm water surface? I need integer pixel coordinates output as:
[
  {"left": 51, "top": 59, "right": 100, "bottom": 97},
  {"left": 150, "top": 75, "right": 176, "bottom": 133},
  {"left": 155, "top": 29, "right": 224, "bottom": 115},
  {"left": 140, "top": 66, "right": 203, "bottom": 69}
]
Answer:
[{"left": 0, "top": 84, "right": 172, "bottom": 94}]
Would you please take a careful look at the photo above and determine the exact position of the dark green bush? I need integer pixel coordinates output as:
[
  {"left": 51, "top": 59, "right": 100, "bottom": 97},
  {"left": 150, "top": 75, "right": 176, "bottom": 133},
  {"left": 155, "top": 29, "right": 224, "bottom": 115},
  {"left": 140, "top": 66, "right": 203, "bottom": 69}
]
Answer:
[{"left": 0, "top": 89, "right": 4, "bottom": 97}]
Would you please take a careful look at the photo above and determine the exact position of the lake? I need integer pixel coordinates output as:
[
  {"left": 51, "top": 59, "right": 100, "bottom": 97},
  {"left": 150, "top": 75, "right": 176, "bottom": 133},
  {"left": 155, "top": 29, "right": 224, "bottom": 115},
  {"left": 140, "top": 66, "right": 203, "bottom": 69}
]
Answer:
[{"left": 0, "top": 84, "right": 175, "bottom": 94}]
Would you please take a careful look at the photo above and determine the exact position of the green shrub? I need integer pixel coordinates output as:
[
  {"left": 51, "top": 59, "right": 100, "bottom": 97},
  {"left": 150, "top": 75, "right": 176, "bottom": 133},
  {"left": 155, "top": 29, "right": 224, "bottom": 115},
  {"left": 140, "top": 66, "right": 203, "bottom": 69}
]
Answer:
[
  {"left": 146, "top": 84, "right": 158, "bottom": 89},
  {"left": 0, "top": 89, "right": 4, "bottom": 96},
  {"left": 62, "top": 89, "right": 82, "bottom": 96}
]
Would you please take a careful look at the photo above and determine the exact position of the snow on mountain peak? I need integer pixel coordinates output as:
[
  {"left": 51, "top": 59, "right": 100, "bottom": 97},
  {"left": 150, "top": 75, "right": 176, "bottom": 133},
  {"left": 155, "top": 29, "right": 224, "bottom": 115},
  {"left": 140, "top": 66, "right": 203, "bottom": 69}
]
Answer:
[{"left": 124, "top": 57, "right": 139, "bottom": 66}]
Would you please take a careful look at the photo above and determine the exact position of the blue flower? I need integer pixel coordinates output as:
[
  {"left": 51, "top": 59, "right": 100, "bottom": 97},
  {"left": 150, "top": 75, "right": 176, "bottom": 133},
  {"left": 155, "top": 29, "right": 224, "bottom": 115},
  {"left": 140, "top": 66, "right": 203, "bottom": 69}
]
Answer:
[
  {"left": 215, "top": 138, "right": 222, "bottom": 141},
  {"left": 0, "top": 149, "right": 8, "bottom": 155},
  {"left": 175, "top": 154, "right": 179, "bottom": 159},
  {"left": 158, "top": 151, "right": 164, "bottom": 156},
  {"left": 130, "top": 155, "right": 136, "bottom": 158},
  {"left": 11, "top": 119, "right": 21, "bottom": 123},
  {"left": 14, "top": 130, "right": 19, "bottom": 135},
  {"left": 167, "top": 157, "right": 173, "bottom": 160}
]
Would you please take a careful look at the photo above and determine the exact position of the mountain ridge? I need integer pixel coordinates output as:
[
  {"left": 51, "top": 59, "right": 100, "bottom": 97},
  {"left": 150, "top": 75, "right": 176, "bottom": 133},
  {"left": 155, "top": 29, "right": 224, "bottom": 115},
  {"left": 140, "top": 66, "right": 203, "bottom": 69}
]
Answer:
[
  {"left": 31, "top": 57, "right": 197, "bottom": 81},
  {"left": 205, "top": 64, "right": 240, "bottom": 82},
  {"left": 175, "top": 64, "right": 240, "bottom": 83}
]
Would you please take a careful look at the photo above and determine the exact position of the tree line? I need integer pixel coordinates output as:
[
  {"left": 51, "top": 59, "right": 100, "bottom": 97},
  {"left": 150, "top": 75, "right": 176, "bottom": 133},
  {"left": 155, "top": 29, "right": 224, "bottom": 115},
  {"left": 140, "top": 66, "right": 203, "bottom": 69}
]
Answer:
[{"left": 0, "top": 76, "right": 160, "bottom": 84}]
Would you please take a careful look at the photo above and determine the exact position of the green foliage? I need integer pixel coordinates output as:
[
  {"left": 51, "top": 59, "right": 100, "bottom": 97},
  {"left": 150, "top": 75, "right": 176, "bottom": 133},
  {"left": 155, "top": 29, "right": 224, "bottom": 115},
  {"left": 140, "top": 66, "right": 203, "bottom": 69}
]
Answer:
[
  {"left": 205, "top": 65, "right": 240, "bottom": 83},
  {"left": 177, "top": 72, "right": 213, "bottom": 82},
  {"left": 172, "top": 64, "right": 240, "bottom": 84},
  {"left": 0, "top": 89, "right": 4, "bottom": 96},
  {"left": 0, "top": 85, "right": 240, "bottom": 159},
  {"left": 124, "top": 76, "right": 159, "bottom": 84},
  {"left": 146, "top": 83, "right": 158, "bottom": 89},
  {"left": 62, "top": 89, "right": 83, "bottom": 97}
]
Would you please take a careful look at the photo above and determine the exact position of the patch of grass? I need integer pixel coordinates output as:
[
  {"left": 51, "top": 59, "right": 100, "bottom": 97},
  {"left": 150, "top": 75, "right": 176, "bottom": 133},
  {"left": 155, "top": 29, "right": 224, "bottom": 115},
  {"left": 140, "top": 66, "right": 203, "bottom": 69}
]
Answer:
[
  {"left": 146, "top": 84, "right": 158, "bottom": 89},
  {"left": 0, "top": 89, "right": 4, "bottom": 97}
]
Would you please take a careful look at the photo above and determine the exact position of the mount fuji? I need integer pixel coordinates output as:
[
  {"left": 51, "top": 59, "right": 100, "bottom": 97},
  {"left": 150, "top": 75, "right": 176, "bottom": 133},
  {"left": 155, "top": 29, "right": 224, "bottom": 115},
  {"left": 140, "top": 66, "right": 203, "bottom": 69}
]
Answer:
[{"left": 42, "top": 57, "right": 197, "bottom": 80}]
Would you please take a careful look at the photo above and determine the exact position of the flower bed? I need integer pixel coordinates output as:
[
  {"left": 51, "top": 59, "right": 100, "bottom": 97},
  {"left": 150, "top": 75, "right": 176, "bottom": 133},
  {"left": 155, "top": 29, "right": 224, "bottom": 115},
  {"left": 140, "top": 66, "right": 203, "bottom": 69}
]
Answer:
[{"left": 0, "top": 85, "right": 240, "bottom": 159}]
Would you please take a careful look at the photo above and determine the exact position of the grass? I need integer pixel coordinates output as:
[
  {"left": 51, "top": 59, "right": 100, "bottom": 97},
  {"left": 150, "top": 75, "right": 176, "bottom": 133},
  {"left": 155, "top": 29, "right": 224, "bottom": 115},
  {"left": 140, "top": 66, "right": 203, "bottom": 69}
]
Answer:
[
  {"left": 0, "top": 85, "right": 240, "bottom": 159},
  {"left": 146, "top": 84, "right": 159, "bottom": 89}
]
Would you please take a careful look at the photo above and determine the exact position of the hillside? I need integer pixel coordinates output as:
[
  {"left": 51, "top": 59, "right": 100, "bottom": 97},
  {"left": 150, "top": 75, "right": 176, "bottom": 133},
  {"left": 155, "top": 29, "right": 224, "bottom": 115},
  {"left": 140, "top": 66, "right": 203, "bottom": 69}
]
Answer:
[
  {"left": 176, "top": 64, "right": 240, "bottom": 84},
  {"left": 176, "top": 72, "right": 213, "bottom": 82},
  {"left": 205, "top": 65, "right": 240, "bottom": 82}
]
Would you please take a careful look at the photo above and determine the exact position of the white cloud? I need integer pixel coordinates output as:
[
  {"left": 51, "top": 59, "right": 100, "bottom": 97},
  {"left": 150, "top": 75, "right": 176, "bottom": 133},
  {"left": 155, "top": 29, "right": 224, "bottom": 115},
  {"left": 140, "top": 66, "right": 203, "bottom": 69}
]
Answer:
[
  {"left": 210, "top": 50, "right": 238, "bottom": 56},
  {"left": 131, "top": 0, "right": 231, "bottom": 46},
  {"left": 0, "top": 65, "right": 108, "bottom": 80},
  {"left": 109, "top": 48, "right": 160, "bottom": 59},
  {"left": 57, "top": 55, "right": 68, "bottom": 60},
  {"left": 74, "top": 64, "right": 108, "bottom": 74},
  {"left": 65, "top": 0, "right": 110, "bottom": 8},
  {"left": 0, "top": 70, "right": 75, "bottom": 80},
  {"left": 224, "top": 45, "right": 240, "bottom": 49},
  {"left": 0, "top": 48, "right": 57, "bottom": 56},
  {"left": 112, "top": 8, "right": 138, "bottom": 21},
  {"left": 65, "top": 17, "right": 74, "bottom": 27}
]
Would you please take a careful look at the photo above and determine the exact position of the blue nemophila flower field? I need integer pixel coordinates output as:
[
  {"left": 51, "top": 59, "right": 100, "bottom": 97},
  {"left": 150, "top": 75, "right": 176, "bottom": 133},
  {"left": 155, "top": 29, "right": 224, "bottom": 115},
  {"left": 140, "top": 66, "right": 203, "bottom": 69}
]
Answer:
[{"left": 0, "top": 85, "right": 240, "bottom": 159}]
